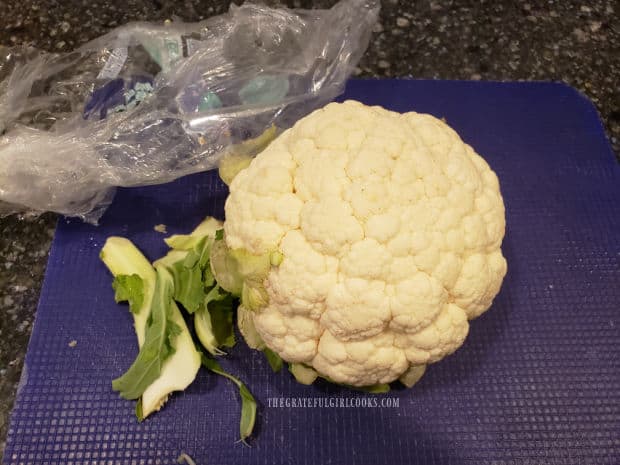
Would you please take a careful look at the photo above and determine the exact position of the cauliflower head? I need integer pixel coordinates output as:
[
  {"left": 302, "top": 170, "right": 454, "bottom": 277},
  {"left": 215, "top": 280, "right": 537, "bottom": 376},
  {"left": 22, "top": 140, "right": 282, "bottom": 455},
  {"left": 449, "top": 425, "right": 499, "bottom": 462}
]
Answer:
[{"left": 223, "top": 100, "right": 507, "bottom": 387}]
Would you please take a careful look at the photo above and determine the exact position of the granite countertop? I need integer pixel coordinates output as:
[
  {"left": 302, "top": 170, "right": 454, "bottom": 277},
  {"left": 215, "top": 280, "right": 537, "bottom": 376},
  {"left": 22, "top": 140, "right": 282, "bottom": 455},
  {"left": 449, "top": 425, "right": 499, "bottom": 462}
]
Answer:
[{"left": 0, "top": 0, "right": 618, "bottom": 457}]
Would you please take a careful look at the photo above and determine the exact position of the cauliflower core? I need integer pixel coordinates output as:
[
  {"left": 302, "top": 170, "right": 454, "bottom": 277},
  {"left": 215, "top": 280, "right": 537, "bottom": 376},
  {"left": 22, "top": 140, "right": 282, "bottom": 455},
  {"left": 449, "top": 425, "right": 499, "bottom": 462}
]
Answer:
[{"left": 225, "top": 100, "right": 507, "bottom": 386}]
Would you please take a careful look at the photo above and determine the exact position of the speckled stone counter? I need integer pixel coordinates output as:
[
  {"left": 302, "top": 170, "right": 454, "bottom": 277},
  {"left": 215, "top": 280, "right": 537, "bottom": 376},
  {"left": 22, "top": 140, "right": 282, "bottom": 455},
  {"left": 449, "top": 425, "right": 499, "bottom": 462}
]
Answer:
[{"left": 0, "top": 0, "right": 618, "bottom": 457}]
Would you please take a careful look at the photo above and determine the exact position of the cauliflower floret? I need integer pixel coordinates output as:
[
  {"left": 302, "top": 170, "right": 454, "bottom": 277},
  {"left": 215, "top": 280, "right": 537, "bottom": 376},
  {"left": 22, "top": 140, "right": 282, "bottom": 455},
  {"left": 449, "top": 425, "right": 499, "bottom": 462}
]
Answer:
[{"left": 225, "top": 100, "right": 507, "bottom": 387}]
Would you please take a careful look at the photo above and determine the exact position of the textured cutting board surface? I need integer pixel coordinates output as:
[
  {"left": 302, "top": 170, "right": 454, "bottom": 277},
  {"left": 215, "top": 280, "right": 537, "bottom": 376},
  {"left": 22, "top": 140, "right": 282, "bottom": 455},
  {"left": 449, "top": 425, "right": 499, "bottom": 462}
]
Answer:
[{"left": 5, "top": 79, "right": 620, "bottom": 465}]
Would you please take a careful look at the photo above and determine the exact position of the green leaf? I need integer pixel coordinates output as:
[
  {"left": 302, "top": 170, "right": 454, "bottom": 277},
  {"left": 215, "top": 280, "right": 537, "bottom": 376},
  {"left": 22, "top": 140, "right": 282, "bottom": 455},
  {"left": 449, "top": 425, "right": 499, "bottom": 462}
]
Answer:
[
  {"left": 289, "top": 363, "right": 318, "bottom": 385},
  {"left": 166, "top": 316, "right": 183, "bottom": 341},
  {"left": 318, "top": 372, "right": 391, "bottom": 393},
  {"left": 102, "top": 237, "right": 202, "bottom": 420},
  {"left": 203, "top": 266, "right": 215, "bottom": 288},
  {"left": 263, "top": 348, "right": 283, "bottom": 372},
  {"left": 177, "top": 453, "right": 198, "bottom": 465},
  {"left": 237, "top": 305, "right": 265, "bottom": 350},
  {"left": 157, "top": 237, "right": 215, "bottom": 315},
  {"left": 204, "top": 284, "right": 224, "bottom": 306},
  {"left": 209, "top": 239, "right": 272, "bottom": 311},
  {"left": 168, "top": 258, "right": 205, "bottom": 314},
  {"left": 215, "top": 229, "right": 224, "bottom": 241},
  {"left": 183, "top": 249, "right": 200, "bottom": 268},
  {"left": 201, "top": 355, "right": 257, "bottom": 443},
  {"left": 209, "top": 239, "right": 243, "bottom": 296},
  {"left": 135, "top": 398, "right": 144, "bottom": 422},
  {"left": 194, "top": 308, "right": 223, "bottom": 356},
  {"left": 100, "top": 236, "right": 156, "bottom": 347},
  {"left": 195, "top": 286, "right": 235, "bottom": 355},
  {"left": 112, "top": 274, "right": 144, "bottom": 314},
  {"left": 351, "top": 383, "right": 391, "bottom": 394},
  {"left": 112, "top": 267, "right": 180, "bottom": 400},
  {"left": 208, "top": 290, "right": 235, "bottom": 349},
  {"left": 399, "top": 365, "right": 426, "bottom": 388},
  {"left": 218, "top": 153, "right": 253, "bottom": 186},
  {"left": 218, "top": 125, "right": 277, "bottom": 185},
  {"left": 164, "top": 217, "right": 223, "bottom": 251},
  {"left": 165, "top": 234, "right": 204, "bottom": 251},
  {"left": 196, "top": 237, "right": 213, "bottom": 269},
  {"left": 241, "top": 280, "right": 269, "bottom": 311}
]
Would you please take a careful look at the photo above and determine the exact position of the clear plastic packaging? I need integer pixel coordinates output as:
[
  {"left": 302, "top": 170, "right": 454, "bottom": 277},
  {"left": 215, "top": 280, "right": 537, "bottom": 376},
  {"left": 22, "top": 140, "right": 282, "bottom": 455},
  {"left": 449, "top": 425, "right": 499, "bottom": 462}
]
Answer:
[{"left": 0, "top": 0, "right": 379, "bottom": 222}]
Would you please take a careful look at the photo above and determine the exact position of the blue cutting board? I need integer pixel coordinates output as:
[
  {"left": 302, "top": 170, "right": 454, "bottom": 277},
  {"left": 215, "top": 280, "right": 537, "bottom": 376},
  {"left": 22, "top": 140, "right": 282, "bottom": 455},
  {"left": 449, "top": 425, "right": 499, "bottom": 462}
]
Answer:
[{"left": 5, "top": 79, "right": 620, "bottom": 465}]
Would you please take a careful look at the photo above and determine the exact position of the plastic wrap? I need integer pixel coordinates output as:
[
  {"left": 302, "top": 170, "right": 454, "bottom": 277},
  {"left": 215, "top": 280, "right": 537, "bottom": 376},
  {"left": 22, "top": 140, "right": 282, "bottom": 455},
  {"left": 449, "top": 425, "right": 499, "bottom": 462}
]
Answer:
[{"left": 0, "top": 0, "right": 379, "bottom": 222}]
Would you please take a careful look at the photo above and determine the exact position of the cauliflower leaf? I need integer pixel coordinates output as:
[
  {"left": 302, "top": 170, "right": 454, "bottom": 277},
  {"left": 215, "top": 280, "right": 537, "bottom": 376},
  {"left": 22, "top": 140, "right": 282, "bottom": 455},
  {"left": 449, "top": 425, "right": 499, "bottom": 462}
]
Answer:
[
  {"left": 201, "top": 355, "right": 257, "bottom": 443},
  {"left": 111, "top": 266, "right": 182, "bottom": 400},
  {"left": 112, "top": 273, "right": 144, "bottom": 314}
]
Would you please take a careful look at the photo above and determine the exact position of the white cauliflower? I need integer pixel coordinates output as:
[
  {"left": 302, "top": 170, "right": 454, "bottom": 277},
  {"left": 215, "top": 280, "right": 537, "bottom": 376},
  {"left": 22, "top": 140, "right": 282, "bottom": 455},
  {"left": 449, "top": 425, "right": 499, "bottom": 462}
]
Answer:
[{"left": 221, "top": 100, "right": 507, "bottom": 387}]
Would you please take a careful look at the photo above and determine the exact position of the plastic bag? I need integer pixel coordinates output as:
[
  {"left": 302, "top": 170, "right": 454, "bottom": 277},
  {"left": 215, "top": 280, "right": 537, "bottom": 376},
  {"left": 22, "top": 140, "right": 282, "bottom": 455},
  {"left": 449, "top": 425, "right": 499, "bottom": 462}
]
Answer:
[{"left": 0, "top": 0, "right": 379, "bottom": 222}]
